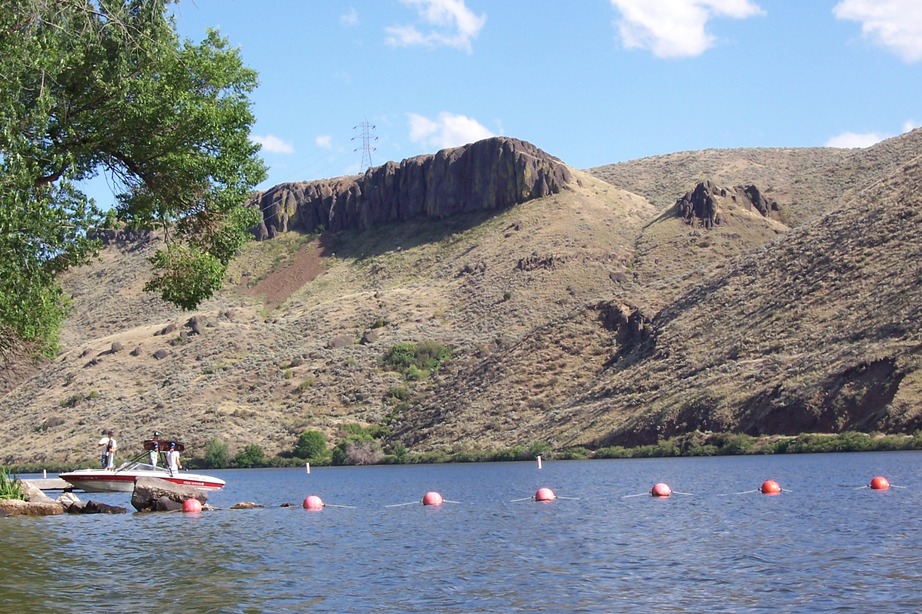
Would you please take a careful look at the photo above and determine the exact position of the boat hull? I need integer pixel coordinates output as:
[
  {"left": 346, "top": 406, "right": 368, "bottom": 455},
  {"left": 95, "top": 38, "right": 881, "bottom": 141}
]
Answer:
[{"left": 60, "top": 466, "right": 225, "bottom": 493}]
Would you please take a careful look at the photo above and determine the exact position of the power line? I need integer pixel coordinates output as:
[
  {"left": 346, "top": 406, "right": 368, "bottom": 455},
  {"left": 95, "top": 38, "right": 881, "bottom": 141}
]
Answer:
[{"left": 351, "top": 120, "right": 377, "bottom": 170}]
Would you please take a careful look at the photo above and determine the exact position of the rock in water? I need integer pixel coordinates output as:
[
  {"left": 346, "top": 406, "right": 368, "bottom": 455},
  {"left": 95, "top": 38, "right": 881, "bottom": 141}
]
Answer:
[{"left": 131, "top": 477, "right": 208, "bottom": 512}]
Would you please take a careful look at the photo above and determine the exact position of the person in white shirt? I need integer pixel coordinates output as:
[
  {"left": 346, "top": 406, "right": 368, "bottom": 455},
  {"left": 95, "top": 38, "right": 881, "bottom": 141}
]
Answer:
[
  {"left": 98, "top": 430, "right": 111, "bottom": 468},
  {"left": 104, "top": 431, "right": 117, "bottom": 470},
  {"left": 166, "top": 442, "right": 182, "bottom": 475},
  {"left": 149, "top": 431, "right": 161, "bottom": 467}
]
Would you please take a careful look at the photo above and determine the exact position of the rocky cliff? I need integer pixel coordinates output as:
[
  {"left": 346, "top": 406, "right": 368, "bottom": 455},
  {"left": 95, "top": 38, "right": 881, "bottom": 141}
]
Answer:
[{"left": 250, "top": 137, "right": 572, "bottom": 239}]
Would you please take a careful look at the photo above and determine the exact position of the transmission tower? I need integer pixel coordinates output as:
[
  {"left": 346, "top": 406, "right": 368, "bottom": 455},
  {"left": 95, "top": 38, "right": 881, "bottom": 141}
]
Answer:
[{"left": 352, "top": 120, "right": 378, "bottom": 170}]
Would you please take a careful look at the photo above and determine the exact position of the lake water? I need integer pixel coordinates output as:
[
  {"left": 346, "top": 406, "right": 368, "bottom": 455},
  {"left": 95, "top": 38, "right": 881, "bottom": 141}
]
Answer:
[{"left": 2, "top": 452, "right": 920, "bottom": 612}]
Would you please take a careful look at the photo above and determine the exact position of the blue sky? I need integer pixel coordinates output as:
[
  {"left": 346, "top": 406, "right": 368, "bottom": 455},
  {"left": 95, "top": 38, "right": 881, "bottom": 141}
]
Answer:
[{"left": 92, "top": 0, "right": 922, "bottom": 201}]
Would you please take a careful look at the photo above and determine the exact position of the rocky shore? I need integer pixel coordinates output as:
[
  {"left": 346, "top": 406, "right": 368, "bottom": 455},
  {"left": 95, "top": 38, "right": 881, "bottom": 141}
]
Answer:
[{"left": 0, "top": 477, "right": 213, "bottom": 517}]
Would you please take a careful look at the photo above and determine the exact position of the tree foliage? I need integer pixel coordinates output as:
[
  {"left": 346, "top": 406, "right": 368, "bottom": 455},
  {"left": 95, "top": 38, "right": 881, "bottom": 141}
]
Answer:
[
  {"left": 234, "top": 443, "right": 265, "bottom": 468},
  {"left": 0, "top": 0, "right": 266, "bottom": 357},
  {"left": 203, "top": 436, "right": 230, "bottom": 469},
  {"left": 294, "top": 430, "right": 327, "bottom": 460}
]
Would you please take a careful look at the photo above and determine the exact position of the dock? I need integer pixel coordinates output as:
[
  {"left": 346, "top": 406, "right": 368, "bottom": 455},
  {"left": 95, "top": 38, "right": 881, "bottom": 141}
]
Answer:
[{"left": 23, "top": 478, "right": 73, "bottom": 491}]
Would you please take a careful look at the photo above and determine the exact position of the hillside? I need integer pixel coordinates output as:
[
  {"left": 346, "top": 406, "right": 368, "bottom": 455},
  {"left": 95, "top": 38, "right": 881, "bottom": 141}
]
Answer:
[{"left": 2, "top": 131, "right": 921, "bottom": 465}]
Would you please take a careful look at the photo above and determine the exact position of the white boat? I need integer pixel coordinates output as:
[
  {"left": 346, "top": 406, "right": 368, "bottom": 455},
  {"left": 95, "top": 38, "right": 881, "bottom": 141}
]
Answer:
[{"left": 60, "top": 461, "right": 226, "bottom": 493}]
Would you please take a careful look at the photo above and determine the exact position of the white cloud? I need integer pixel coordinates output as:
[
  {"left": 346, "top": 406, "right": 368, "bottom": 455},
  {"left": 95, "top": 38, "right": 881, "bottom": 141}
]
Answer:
[
  {"left": 340, "top": 7, "right": 359, "bottom": 26},
  {"left": 251, "top": 134, "right": 295, "bottom": 154},
  {"left": 834, "top": 0, "right": 922, "bottom": 63},
  {"left": 386, "top": 0, "right": 487, "bottom": 53},
  {"left": 610, "top": 0, "right": 764, "bottom": 58},
  {"left": 407, "top": 112, "right": 494, "bottom": 150},
  {"left": 825, "top": 131, "right": 888, "bottom": 148},
  {"left": 825, "top": 121, "right": 918, "bottom": 148},
  {"left": 315, "top": 135, "right": 333, "bottom": 149}
]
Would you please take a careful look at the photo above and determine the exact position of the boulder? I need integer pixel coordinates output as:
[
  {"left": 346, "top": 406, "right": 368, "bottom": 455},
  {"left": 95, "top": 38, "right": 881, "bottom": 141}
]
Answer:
[
  {"left": 328, "top": 334, "right": 353, "bottom": 349},
  {"left": 0, "top": 499, "right": 63, "bottom": 516},
  {"left": 82, "top": 500, "right": 128, "bottom": 514},
  {"left": 131, "top": 477, "right": 208, "bottom": 513},
  {"left": 19, "top": 480, "right": 58, "bottom": 505},
  {"left": 57, "top": 492, "right": 84, "bottom": 512},
  {"left": 186, "top": 316, "right": 207, "bottom": 335},
  {"left": 230, "top": 501, "right": 264, "bottom": 509},
  {"left": 54, "top": 491, "right": 127, "bottom": 514}
]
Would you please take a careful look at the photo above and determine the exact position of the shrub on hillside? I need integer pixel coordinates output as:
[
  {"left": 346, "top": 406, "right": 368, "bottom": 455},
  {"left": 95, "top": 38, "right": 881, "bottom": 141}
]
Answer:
[{"left": 381, "top": 341, "right": 452, "bottom": 380}]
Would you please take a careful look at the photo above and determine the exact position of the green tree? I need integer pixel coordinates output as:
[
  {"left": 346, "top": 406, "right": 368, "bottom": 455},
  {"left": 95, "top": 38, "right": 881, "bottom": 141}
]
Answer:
[
  {"left": 234, "top": 443, "right": 265, "bottom": 468},
  {"left": 294, "top": 430, "right": 327, "bottom": 460},
  {"left": 203, "top": 437, "right": 230, "bottom": 469},
  {"left": 0, "top": 0, "right": 266, "bottom": 359}
]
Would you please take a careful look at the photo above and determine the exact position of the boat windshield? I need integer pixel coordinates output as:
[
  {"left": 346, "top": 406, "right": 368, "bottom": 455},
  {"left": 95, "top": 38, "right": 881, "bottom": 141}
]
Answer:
[{"left": 114, "top": 461, "right": 172, "bottom": 473}]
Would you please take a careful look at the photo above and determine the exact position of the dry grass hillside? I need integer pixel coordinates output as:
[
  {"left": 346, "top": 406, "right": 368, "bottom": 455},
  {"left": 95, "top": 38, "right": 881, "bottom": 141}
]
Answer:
[{"left": 2, "top": 130, "right": 921, "bottom": 465}]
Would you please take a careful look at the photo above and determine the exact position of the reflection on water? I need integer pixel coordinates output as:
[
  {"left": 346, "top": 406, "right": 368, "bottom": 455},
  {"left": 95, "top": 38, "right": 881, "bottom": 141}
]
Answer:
[{"left": 4, "top": 452, "right": 921, "bottom": 612}]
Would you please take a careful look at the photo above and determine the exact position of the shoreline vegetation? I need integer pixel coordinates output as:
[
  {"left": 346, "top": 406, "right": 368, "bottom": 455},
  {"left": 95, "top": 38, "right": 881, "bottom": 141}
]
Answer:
[{"left": 7, "top": 430, "right": 922, "bottom": 476}]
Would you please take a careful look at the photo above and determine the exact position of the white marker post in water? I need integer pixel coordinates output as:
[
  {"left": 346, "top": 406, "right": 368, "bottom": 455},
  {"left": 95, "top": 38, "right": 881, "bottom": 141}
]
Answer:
[
  {"left": 306, "top": 462, "right": 310, "bottom": 474},
  {"left": 537, "top": 455, "right": 542, "bottom": 469}
]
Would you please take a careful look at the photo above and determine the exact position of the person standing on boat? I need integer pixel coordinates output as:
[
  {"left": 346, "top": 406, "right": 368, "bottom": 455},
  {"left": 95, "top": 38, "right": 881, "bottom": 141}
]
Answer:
[
  {"left": 97, "top": 430, "right": 111, "bottom": 468},
  {"left": 166, "top": 442, "right": 182, "bottom": 475},
  {"left": 149, "top": 431, "right": 161, "bottom": 467},
  {"left": 105, "top": 431, "right": 117, "bottom": 470}
]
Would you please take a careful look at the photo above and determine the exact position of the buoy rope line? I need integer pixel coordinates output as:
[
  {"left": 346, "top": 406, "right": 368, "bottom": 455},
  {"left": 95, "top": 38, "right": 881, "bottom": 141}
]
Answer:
[
  {"left": 509, "top": 495, "right": 580, "bottom": 502},
  {"left": 384, "top": 501, "right": 421, "bottom": 508},
  {"left": 855, "top": 485, "right": 906, "bottom": 489},
  {"left": 297, "top": 476, "right": 901, "bottom": 510}
]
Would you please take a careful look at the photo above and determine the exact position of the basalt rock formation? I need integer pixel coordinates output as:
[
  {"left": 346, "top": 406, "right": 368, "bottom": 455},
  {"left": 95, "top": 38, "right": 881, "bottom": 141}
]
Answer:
[
  {"left": 250, "top": 137, "right": 573, "bottom": 240},
  {"left": 675, "top": 180, "right": 781, "bottom": 228}
]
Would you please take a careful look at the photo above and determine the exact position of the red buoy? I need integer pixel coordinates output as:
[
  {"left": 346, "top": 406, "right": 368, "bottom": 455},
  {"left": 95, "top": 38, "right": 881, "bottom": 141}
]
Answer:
[
  {"left": 869, "top": 476, "right": 890, "bottom": 490},
  {"left": 422, "top": 491, "right": 444, "bottom": 506},
  {"left": 302, "top": 495, "right": 325, "bottom": 511},
  {"left": 760, "top": 480, "right": 782, "bottom": 495},
  {"left": 651, "top": 482, "right": 672, "bottom": 498},
  {"left": 182, "top": 498, "right": 203, "bottom": 513},
  {"left": 535, "top": 487, "right": 556, "bottom": 502}
]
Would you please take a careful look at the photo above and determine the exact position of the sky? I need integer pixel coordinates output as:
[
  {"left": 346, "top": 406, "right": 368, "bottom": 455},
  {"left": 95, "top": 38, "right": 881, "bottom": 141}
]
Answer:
[{"left": 89, "top": 0, "right": 922, "bottom": 202}]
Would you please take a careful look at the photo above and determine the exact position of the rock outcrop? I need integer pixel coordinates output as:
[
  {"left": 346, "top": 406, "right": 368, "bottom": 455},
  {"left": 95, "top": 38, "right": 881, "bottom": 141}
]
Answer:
[
  {"left": 675, "top": 180, "right": 781, "bottom": 228},
  {"left": 250, "top": 137, "right": 573, "bottom": 239}
]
